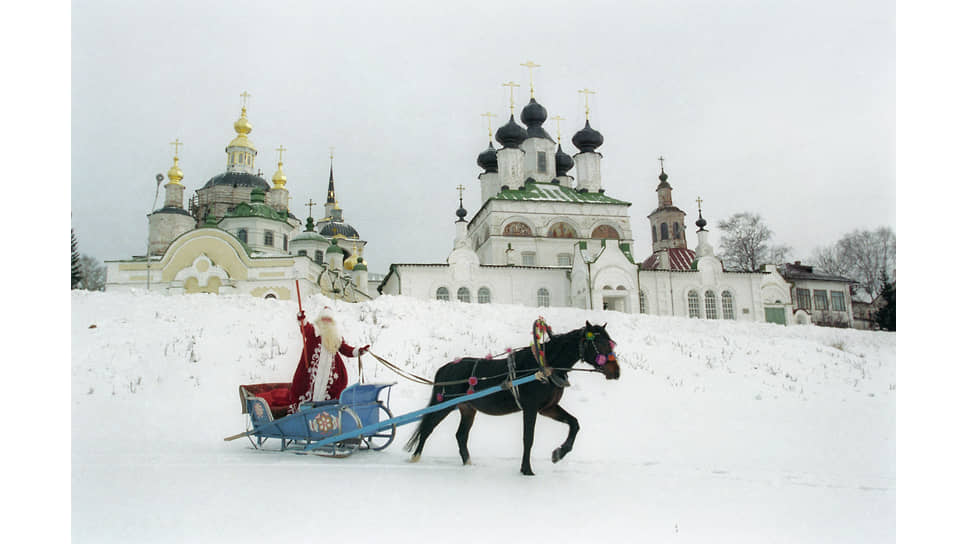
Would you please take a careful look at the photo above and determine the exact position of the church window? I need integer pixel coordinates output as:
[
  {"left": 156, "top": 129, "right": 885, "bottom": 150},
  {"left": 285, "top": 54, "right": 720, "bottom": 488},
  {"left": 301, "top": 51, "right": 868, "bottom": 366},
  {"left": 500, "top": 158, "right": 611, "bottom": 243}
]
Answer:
[
  {"left": 687, "top": 290, "right": 701, "bottom": 318},
  {"left": 591, "top": 224, "right": 620, "bottom": 239},
  {"left": 537, "top": 288, "right": 550, "bottom": 307},
  {"left": 478, "top": 287, "right": 491, "bottom": 304},
  {"left": 557, "top": 253, "right": 572, "bottom": 266},
  {"left": 674, "top": 222, "right": 681, "bottom": 239},
  {"left": 457, "top": 287, "right": 471, "bottom": 303},
  {"left": 264, "top": 230, "right": 274, "bottom": 247},
  {"left": 537, "top": 151, "right": 547, "bottom": 173},
  {"left": 548, "top": 222, "right": 577, "bottom": 238},
  {"left": 652, "top": 225, "right": 657, "bottom": 242},
  {"left": 722, "top": 291, "right": 735, "bottom": 319},
  {"left": 639, "top": 291, "right": 649, "bottom": 314},
  {"left": 237, "top": 229, "right": 248, "bottom": 244},
  {"left": 660, "top": 223, "right": 669, "bottom": 240},
  {"left": 264, "top": 293, "right": 277, "bottom": 299},
  {"left": 297, "top": 250, "right": 307, "bottom": 257},
  {"left": 705, "top": 290, "right": 718, "bottom": 319},
  {"left": 436, "top": 287, "right": 450, "bottom": 301},
  {"left": 831, "top": 291, "right": 846, "bottom": 311},
  {"left": 314, "top": 250, "right": 323, "bottom": 264},
  {"left": 283, "top": 234, "right": 288, "bottom": 251},
  {"left": 796, "top": 288, "right": 811, "bottom": 310},
  {"left": 813, "top": 290, "right": 829, "bottom": 311},
  {"left": 522, "top": 252, "right": 536, "bottom": 266},
  {"left": 503, "top": 221, "right": 533, "bottom": 237}
]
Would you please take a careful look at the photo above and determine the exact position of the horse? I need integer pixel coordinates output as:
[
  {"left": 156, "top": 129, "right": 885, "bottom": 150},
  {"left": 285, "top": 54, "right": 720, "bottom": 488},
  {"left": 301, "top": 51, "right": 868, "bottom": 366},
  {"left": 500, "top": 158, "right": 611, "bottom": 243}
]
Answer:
[{"left": 404, "top": 320, "right": 620, "bottom": 475}]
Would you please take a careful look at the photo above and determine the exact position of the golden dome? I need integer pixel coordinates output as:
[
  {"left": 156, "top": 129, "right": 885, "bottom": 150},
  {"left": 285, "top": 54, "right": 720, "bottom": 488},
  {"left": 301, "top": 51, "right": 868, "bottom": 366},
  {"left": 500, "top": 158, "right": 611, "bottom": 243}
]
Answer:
[
  {"left": 234, "top": 108, "right": 253, "bottom": 135},
  {"left": 167, "top": 156, "right": 184, "bottom": 184},
  {"left": 271, "top": 162, "right": 287, "bottom": 188}
]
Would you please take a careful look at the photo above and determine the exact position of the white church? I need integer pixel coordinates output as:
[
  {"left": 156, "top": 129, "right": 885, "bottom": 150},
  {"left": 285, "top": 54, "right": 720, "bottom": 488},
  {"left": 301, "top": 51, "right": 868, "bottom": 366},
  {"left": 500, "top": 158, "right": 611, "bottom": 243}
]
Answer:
[
  {"left": 377, "top": 85, "right": 796, "bottom": 325},
  {"left": 104, "top": 73, "right": 863, "bottom": 327}
]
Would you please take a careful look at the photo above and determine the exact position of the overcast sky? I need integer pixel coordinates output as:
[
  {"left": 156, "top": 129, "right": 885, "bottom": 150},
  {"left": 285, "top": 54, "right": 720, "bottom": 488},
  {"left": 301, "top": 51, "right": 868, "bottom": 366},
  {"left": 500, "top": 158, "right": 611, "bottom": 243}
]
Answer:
[{"left": 71, "top": 0, "right": 895, "bottom": 275}]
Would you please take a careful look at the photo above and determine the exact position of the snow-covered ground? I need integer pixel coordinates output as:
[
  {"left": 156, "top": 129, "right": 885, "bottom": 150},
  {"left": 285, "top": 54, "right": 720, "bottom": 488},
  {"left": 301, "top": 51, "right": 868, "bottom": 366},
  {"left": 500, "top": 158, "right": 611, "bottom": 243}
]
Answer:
[{"left": 70, "top": 290, "right": 895, "bottom": 542}]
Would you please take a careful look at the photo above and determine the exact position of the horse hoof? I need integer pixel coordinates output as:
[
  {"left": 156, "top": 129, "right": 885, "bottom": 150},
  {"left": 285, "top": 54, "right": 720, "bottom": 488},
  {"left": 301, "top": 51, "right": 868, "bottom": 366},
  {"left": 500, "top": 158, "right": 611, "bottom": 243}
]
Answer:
[
  {"left": 552, "top": 449, "right": 562, "bottom": 463},
  {"left": 521, "top": 469, "right": 535, "bottom": 476},
  {"left": 409, "top": 454, "right": 421, "bottom": 463},
  {"left": 463, "top": 458, "right": 472, "bottom": 466}
]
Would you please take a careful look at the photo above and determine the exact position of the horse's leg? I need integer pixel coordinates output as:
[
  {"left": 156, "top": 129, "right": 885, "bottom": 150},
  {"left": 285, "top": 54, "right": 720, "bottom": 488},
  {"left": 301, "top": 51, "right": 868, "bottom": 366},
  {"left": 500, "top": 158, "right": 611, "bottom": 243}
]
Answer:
[
  {"left": 455, "top": 404, "right": 477, "bottom": 465},
  {"left": 408, "top": 408, "right": 453, "bottom": 463},
  {"left": 520, "top": 407, "right": 538, "bottom": 476},
  {"left": 540, "top": 404, "right": 580, "bottom": 463}
]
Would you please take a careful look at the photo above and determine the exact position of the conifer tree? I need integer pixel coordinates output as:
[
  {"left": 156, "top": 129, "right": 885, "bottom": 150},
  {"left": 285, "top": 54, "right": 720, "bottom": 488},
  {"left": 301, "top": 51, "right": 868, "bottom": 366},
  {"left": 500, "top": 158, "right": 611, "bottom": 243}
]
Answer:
[
  {"left": 72, "top": 228, "right": 83, "bottom": 289},
  {"left": 874, "top": 274, "right": 896, "bottom": 331}
]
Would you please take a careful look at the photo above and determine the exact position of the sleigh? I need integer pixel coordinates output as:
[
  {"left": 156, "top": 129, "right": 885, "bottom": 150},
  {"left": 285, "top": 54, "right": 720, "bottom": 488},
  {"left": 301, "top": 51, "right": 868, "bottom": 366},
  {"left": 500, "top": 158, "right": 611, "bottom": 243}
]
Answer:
[{"left": 225, "top": 382, "right": 398, "bottom": 458}]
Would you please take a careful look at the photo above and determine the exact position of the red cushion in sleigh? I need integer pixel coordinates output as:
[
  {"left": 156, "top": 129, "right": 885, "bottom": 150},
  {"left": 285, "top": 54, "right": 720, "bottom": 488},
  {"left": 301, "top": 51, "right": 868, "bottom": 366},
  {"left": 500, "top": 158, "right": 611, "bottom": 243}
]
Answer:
[{"left": 240, "top": 383, "right": 292, "bottom": 419}]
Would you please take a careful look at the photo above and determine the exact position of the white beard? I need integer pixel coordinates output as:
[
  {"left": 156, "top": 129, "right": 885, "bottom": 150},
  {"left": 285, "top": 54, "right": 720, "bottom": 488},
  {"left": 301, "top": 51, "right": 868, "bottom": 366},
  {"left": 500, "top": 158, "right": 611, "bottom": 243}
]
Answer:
[{"left": 310, "top": 319, "right": 341, "bottom": 401}]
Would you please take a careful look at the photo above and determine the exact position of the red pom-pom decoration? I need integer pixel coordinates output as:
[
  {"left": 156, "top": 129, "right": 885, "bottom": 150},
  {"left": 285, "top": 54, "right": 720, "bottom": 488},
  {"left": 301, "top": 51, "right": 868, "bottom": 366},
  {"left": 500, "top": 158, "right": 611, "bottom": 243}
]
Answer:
[
  {"left": 468, "top": 376, "right": 478, "bottom": 386},
  {"left": 436, "top": 393, "right": 444, "bottom": 402}
]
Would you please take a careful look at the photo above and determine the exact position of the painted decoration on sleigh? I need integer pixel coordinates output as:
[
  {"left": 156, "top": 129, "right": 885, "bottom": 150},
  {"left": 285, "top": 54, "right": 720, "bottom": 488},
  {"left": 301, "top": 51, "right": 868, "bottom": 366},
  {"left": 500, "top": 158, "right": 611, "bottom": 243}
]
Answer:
[{"left": 309, "top": 412, "right": 338, "bottom": 434}]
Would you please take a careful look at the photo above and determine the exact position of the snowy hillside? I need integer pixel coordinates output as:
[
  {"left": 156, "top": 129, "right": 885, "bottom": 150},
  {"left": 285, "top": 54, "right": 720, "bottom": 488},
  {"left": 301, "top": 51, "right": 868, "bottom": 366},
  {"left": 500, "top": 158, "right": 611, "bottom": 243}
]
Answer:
[{"left": 71, "top": 290, "right": 895, "bottom": 542}]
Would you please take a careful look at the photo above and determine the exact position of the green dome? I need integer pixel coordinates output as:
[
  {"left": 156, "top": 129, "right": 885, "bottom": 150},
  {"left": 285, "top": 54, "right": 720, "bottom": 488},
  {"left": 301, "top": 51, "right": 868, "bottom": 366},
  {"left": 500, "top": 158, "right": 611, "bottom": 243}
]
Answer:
[{"left": 326, "top": 241, "right": 343, "bottom": 254}]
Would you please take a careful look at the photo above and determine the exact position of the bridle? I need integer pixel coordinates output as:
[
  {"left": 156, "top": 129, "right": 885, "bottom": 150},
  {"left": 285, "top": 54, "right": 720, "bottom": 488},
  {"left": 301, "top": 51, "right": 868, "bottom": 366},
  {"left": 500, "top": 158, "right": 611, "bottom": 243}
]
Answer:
[{"left": 580, "top": 327, "right": 617, "bottom": 373}]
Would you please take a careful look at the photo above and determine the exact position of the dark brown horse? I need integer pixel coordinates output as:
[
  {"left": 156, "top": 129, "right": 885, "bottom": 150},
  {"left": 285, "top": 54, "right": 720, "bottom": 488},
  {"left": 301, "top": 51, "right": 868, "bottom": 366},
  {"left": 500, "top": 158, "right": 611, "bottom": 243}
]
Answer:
[{"left": 405, "top": 321, "right": 620, "bottom": 475}]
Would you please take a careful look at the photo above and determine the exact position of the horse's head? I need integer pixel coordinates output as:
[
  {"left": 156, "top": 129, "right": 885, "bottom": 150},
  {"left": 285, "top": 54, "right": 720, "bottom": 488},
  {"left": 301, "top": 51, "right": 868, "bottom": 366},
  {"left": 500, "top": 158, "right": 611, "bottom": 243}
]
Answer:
[{"left": 580, "top": 321, "right": 620, "bottom": 380}]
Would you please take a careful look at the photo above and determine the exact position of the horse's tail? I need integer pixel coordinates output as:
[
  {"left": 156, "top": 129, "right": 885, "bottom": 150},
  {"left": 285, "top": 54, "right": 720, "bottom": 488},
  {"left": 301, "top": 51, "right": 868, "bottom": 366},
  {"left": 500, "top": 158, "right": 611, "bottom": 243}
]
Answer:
[{"left": 405, "top": 388, "right": 440, "bottom": 453}]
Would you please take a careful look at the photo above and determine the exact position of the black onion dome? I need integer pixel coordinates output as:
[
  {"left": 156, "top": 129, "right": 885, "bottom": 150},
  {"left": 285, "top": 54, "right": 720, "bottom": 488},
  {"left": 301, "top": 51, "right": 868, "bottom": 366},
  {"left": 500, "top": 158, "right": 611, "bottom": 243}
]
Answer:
[
  {"left": 521, "top": 98, "right": 555, "bottom": 141},
  {"left": 555, "top": 143, "right": 574, "bottom": 176},
  {"left": 572, "top": 120, "right": 604, "bottom": 153},
  {"left": 456, "top": 205, "right": 467, "bottom": 221},
  {"left": 317, "top": 219, "right": 360, "bottom": 239},
  {"left": 657, "top": 168, "right": 671, "bottom": 189},
  {"left": 495, "top": 114, "right": 527, "bottom": 148},
  {"left": 696, "top": 212, "right": 707, "bottom": 231},
  {"left": 476, "top": 141, "right": 498, "bottom": 173},
  {"left": 201, "top": 171, "right": 270, "bottom": 190}
]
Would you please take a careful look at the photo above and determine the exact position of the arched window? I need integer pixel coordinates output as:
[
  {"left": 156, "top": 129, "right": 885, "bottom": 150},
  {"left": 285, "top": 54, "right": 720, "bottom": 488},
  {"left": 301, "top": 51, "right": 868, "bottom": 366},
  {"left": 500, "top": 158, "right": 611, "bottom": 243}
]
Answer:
[
  {"left": 687, "top": 290, "right": 701, "bottom": 318},
  {"left": 264, "top": 293, "right": 277, "bottom": 299},
  {"left": 548, "top": 222, "right": 577, "bottom": 238},
  {"left": 639, "top": 291, "right": 649, "bottom": 314},
  {"left": 436, "top": 287, "right": 450, "bottom": 301},
  {"left": 314, "top": 250, "right": 323, "bottom": 264},
  {"left": 237, "top": 229, "right": 248, "bottom": 244},
  {"left": 673, "top": 222, "right": 681, "bottom": 239},
  {"left": 457, "top": 287, "right": 471, "bottom": 303},
  {"left": 705, "top": 290, "right": 718, "bottom": 319},
  {"left": 537, "top": 288, "right": 550, "bottom": 307},
  {"left": 651, "top": 225, "right": 657, "bottom": 242},
  {"left": 660, "top": 223, "right": 669, "bottom": 240},
  {"left": 283, "top": 234, "right": 288, "bottom": 251},
  {"left": 503, "top": 221, "right": 533, "bottom": 237},
  {"left": 591, "top": 224, "right": 620, "bottom": 239},
  {"left": 264, "top": 230, "right": 274, "bottom": 247},
  {"left": 722, "top": 291, "right": 735, "bottom": 320},
  {"left": 477, "top": 287, "right": 491, "bottom": 304}
]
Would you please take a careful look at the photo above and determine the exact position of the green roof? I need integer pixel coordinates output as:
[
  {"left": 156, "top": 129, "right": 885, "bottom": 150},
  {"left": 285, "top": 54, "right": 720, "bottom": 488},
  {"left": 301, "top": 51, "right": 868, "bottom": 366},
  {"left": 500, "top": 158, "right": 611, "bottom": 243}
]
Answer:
[
  {"left": 223, "top": 201, "right": 288, "bottom": 222},
  {"left": 493, "top": 181, "right": 631, "bottom": 205}
]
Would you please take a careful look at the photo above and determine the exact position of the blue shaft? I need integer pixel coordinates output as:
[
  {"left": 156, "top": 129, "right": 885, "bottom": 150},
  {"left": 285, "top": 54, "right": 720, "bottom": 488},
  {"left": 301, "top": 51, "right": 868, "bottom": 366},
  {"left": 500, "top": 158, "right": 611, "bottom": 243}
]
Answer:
[{"left": 305, "top": 373, "right": 540, "bottom": 451}]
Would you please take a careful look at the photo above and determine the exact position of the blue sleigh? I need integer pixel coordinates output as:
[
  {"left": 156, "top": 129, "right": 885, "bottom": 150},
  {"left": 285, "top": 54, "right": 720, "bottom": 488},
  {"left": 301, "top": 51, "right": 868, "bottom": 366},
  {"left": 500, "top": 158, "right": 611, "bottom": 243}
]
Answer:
[{"left": 225, "top": 382, "right": 398, "bottom": 458}]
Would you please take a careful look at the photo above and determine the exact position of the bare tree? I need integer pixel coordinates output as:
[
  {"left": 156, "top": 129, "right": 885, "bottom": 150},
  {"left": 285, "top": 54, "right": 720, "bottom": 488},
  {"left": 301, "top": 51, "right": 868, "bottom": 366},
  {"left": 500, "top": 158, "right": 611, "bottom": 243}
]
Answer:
[
  {"left": 811, "top": 227, "right": 895, "bottom": 302},
  {"left": 716, "top": 212, "right": 787, "bottom": 271},
  {"left": 78, "top": 254, "right": 106, "bottom": 291}
]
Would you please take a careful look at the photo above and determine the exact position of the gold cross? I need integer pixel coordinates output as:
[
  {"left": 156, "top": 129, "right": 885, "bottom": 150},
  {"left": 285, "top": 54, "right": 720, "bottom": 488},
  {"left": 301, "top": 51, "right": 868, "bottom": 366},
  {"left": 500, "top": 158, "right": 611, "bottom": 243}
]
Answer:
[
  {"left": 502, "top": 81, "right": 520, "bottom": 114},
  {"left": 520, "top": 60, "right": 541, "bottom": 98},
  {"left": 306, "top": 198, "right": 317, "bottom": 217},
  {"left": 550, "top": 115, "right": 565, "bottom": 142},
  {"left": 457, "top": 184, "right": 466, "bottom": 201},
  {"left": 481, "top": 112, "right": 497, "bottom": 139},
  {"left": 240, "top": 91, "right": 251, "bottom": 109},
  {"left": 578, "top": 88, "right": 596, "bottom": 120},
  {"left": 696, "top": 196, "right": 703, "bottom": 212},
  {"left": 276, "top": 145, "right": 287, "bottom": 163},
  {"left": 170, "top": 138, "right": 183, "bottom": 158}
]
